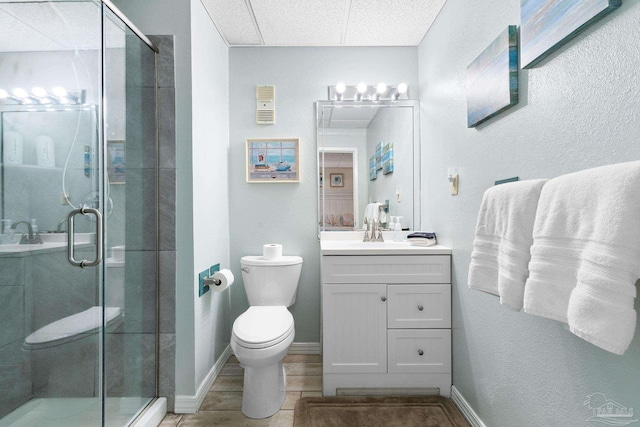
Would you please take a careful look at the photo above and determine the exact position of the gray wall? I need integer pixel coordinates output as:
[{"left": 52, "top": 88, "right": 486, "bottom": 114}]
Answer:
[
  {"left": 228, "top": 47, "right": 418, "bottom": 343},
  {"left": 418, "top": 0, "right": 640, "bottom": 425}
]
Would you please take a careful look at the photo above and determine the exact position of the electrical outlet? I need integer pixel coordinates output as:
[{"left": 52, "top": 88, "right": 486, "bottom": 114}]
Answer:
[{"left": 198, "top": 269, "right": 210, "bottom": 297}]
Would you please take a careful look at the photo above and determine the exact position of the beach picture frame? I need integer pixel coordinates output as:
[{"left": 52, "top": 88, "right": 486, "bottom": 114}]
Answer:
[
  {"left": 375, "top": 141, "right": 383, "bottom": 170},
  {"left": 466, "top": 25, "right": 518, "bottom": 128},
  {"left": 382, "top": 142, "right": 394, "bottom": 175},
  {"left": 369, "top": 155, "right": 377, "bottom": 181},
  {"left": 521, "top": 0, "right": 621, "bottom": 68},
  {"left": 246, "top": 137, "right": 300, "bottom": 183}
]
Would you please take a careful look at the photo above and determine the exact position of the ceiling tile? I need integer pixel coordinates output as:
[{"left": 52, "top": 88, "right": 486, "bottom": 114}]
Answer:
[
  {"left": 201, "top": 0, "right": 261, "bottom": 45},
  {"left": 250, "top": 0, "right": 345, "bottom": 46},
  {"left": 344, "top": 0, "right": 446, "bottom": 46}
]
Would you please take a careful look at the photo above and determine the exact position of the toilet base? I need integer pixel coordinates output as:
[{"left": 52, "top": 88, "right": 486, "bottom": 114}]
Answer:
[{"left": 241, "top": 361, "right": 286, "bottom": 419}]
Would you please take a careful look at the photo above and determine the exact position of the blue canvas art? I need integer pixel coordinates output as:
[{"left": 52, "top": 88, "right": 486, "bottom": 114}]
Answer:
[
  {"left": 521, "top": 0, "right": 621, "bottom": 68},
  {"left": 466, "top": 25, "right": 518, "bottom": 128}
]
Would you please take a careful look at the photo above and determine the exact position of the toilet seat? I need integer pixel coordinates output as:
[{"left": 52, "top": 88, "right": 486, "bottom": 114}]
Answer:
[
  {"left": 232, "top": 306, "right": 294, "bottom": 349},
  {"left": 24, "top": 306, "right": 123, "bottom": 350}
]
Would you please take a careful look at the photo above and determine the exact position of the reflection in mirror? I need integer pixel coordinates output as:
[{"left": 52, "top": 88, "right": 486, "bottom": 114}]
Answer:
[{"left": 317, "top": 100, "right": 420, "bottom": 233}]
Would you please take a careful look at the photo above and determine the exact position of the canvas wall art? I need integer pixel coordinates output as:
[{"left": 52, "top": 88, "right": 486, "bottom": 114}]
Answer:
[
  {"left": 466, "top": 25, "right": 518, "bottom": 128},
  {"left": 382, "top": 142, "right": 394, "bottom": 175},
  {"left": 521, "top": 0, "right": 621, "bottom": 68},
  {"left": 246, "top": 138, "right": 300, "bottom": 182}
]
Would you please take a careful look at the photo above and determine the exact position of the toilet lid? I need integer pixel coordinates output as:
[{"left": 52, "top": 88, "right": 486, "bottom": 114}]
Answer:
[
  {"left": 232, "top": 306, "right": 294, "bottom": 349},
  {"left": 241, "top": 255, "right": 303, "bottom": 266},
  {"left": 24, "top": 306, "right": 123, "bottom": 350}
]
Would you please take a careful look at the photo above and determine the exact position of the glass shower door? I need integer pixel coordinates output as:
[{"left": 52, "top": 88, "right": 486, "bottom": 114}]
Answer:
[
  {"left": 102, "top": 4, "right": 158, "bottom": 426},
  {"left": 0, "top": 1, "right": 106, "bottom": 425},
  {"left": 0, "top": 1, "right": 158, "bottom": 426}
]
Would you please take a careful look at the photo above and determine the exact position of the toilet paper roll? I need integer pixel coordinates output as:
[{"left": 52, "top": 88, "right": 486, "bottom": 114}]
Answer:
[
  {"left": 209, "top": 269, "right": 234, "bottom": 292},
  {"left": 263, "top": 243, "right": 283, "bottom": 259}
]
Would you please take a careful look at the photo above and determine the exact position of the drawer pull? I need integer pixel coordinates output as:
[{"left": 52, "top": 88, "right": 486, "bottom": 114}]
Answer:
[
  {"left": 417, "top": 305, "right": 424, "bottom": 311},
  {"left": 381, "top": 296, "right": 387, "bottom": 302},
  {"left": 418, "top": 349, "right": 424, "bottom": 356}
]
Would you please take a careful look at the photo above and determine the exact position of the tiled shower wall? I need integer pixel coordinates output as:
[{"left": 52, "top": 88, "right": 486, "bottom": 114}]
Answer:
[{"left": 149, "top": 35, "right": 177, "bottom": 412}]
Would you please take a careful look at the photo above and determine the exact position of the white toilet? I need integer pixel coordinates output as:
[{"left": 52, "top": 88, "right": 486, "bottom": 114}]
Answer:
[{"left": 231, "top": 253, "right": 303, "bottom": 419}]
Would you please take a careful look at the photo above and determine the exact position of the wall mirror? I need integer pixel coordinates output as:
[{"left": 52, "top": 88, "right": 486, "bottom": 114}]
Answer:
[{"left": 316, "top": 99, "right": 420, "bottom": 233}]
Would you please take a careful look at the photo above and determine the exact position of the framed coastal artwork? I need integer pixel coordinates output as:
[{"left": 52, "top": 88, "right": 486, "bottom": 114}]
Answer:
[
  {"left": 246, "top": 137, "right": 300, "bottom": 183},
  {"left": 382, "top": 142, "right": 394, "bottom": 175},
  {"left": 369, "top": 155, "right": 377, "bottom": 181},
  {"left": 521, "top": 0, "right": 621, "bottom": 68},
  {"left": 466, "top": 25, "right": 518, "bottom": 128},
  {"left": 375, "top": 141, "right": 383, "bottom": 170}
]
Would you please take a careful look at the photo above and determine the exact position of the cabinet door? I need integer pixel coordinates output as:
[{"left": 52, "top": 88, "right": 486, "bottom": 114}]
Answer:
[
  {"left": 388, "top": 285, "right": 451, "bottom": 329},
  {"left": 323, "top": 283, "right": 387, "bottom": 374}
]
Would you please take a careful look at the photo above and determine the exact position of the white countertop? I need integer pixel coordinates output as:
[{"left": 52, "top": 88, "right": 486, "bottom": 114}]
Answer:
[{"left": 320, "top": 231, "right": 451, "bottom": 255}]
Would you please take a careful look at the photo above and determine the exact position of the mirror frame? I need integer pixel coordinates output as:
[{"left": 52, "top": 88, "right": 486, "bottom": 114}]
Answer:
[{"left": 316, "top": 99, "right": 421, "bottom": 233}]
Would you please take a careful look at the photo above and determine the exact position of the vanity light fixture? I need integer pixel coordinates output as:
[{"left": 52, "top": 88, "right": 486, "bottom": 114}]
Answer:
[
  {"left": 335, "top": 82, "right": 346, "bottom": 101},
  {"left": 328, "top": 83, "right": 410, "bottom": 101},
  {"left": 0, "top": 86, "right": 86, "bottom": 105},
  {"left": 392, "top": 82, "right": 408, "bottom": 100},
  {"left": 374, "top": 83, "right": 387, "bottom": 101}
]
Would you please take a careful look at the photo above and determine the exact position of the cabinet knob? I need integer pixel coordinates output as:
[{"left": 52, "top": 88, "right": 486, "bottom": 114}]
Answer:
[
  {"left": 417, "top": 305, "right": 424, "bottom": 311},
  {"left": 381, "top": 296, "right": 387, "bottom": 302},
  {"left": 418, "top": 350, "right": 424, "bottom": 356}
]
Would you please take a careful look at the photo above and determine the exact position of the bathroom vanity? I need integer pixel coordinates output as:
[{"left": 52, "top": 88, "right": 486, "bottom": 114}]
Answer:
[{"left": 320, "top": 233, "right": 452, "bottom": 397}]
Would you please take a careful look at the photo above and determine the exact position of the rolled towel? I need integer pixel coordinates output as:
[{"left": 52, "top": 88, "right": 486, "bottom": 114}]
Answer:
[
  {"left": 524, "top": 161, "right": 640, "bottom": 354},
  {"left": 468, "top": 179, "right": 548, "bottom": 310}
]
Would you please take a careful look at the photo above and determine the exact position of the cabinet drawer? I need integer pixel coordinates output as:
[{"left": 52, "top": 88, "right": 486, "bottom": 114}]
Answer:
[
  {"left": 322, "top": 255, "right": 450, "bottom": 284},
  {"left": 388, "top": 330, "right": 451, "bottom": 374},
  {"left": 388, "top": 285, "right": 451, "bottom": 329}
]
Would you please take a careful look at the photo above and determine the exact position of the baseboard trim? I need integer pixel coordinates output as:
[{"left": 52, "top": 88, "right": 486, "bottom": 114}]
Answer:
[
  {"left": 451, "top": 386, "right": 486, "bottom": 427},
  {"left": 288, "top": 342, "right": 321, "bottom": 354},
  {"left": 174, "top": 344, "right": 232, "bottom": 414}
]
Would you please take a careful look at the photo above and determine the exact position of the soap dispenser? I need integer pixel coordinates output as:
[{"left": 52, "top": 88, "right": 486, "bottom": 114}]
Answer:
[
  {"left": 393, "top": 216, "right": 403, "bottom": 242},
  {"left": 388, "top": 216, "right": 395, "bottom": 231}
]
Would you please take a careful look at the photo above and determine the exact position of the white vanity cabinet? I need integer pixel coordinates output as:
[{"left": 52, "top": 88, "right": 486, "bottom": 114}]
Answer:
[{"left": 321, "top": 253, "right": 452, "bottom": 397}]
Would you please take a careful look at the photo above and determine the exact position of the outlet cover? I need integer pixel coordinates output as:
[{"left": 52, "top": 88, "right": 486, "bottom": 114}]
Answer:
[
  {"left": 209, "top": 264, "right": 220, "bottom": 276},
  {"left": 198, "top": 269, "right": 210, "bottom": 297}
]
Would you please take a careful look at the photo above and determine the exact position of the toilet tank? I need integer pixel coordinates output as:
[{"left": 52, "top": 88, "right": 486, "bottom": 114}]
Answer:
[{"left": 241, "top": 255, "right": 303, "bottom": 306}]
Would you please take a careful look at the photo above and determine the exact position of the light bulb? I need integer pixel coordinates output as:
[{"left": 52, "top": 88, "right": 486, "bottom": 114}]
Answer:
[
  {"left": 397, "top": 83, "right": 408, "bottom": 94},
  {"left": 12, "top": 87, "right": 29, "bottom": 98},
  {"left": 357, "top": 82, "right": 367, "bottom": 94},
  {"left": 335, "top": 82, "right": 346, "bottom": 94},
  {"left": 52, "top": 86, "right": 67, "bottom": 97},
  {"left": 31, "top": 87, "right": 47, "bottom": 98},
  {"left": 376, "top": 83, "right": 387, "bottom": 94},
  {"left": 0, "top": 88, "right": 8, "bottom": 99}
]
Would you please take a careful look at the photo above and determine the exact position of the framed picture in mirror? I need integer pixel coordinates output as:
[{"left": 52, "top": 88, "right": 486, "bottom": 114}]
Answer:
[{"left": 330, "top": 173, "right": 343, "bottom": 187}]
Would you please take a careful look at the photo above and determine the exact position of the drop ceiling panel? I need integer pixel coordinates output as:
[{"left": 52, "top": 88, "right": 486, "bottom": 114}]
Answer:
[
  {"left": 344, "top": 0, "right": 446, "bottom": 46},
  {"left": 201, "top": 0, "right": 261, "bottom": 45},
  {"left": 250, "top": 0, "right": 345, "bottom": 45},
  {"left": 0, "top": 2, "right": 127, "bottom": 52}
]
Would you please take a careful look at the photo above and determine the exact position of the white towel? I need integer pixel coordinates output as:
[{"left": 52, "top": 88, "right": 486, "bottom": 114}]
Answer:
[
  {"left": 468, "top": 179, "right": 548, "bottom": 310},
  {"left": 523, "top": 161, "right": 640, "bottom": 355},
  {"left": 363, "top": 203, "right": 382, "bottom": 225}
]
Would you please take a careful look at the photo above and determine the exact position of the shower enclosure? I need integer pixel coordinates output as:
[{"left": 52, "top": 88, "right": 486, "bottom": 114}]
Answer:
[{"left": 0, "top": 1, "right": 159, "bottom": 426}]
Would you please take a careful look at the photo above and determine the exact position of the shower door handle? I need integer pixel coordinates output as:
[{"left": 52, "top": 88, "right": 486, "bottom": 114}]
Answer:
[{"left": 67, "top": 207, "right": 103, "bottom": 268}]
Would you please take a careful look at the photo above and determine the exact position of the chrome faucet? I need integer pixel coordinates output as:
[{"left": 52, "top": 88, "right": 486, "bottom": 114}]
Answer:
[
  {"left": 56, "top": 218, "right": 68, "bottom": 233},
  {"left": 373, "top": 219, "right": 385, "bottom": 242},
  {"left": 362, "top": 218, "right": 371, "bottom": 242},
  {"left": 11, "top": 221, "right": 42, "bottom": 244}
]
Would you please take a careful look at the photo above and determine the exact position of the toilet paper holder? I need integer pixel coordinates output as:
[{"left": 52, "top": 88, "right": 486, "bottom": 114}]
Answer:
[{"left": 203, "top": 276, "right": 222, "bottom": 286}]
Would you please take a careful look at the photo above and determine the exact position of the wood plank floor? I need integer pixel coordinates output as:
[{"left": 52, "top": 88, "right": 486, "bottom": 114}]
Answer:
[{"left": 159, "top": 354, "right": 322, "bottom": 427}]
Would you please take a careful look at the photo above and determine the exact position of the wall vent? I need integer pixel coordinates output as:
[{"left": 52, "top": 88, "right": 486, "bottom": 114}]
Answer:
[{"left": 256, "top": 85, "right": 275, "bottom": 124}]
